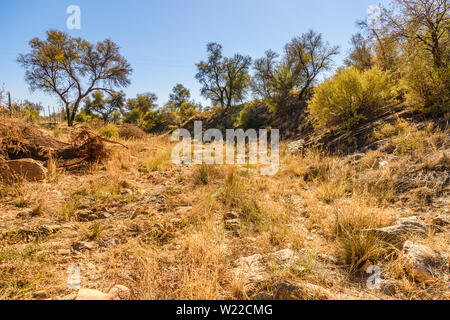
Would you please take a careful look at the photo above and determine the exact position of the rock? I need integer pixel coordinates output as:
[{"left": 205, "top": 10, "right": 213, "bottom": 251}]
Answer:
[
  {"left": 76, "top": 209, "right": 111, "bottom": 221},
  {"left": 224, "top": 219, "right": 241, "bottom": 234},
  {"left": 432, "top": 214, "right": 450, "bottom": 228},
  {"left": 33, "top": 290, "right": 48, "bottom": 299},
  {"left": 75, "top": 209, "right": 96, "bottom": 221},
  {"left": 233, "top": 249, "right": 307, "bottom": 295},
  {"left": 16, "top": 209, "right": 34, "bottom": 219},
  {"left": 224, "top": 211, "right": 239, "bottom": 220},
  {"left": 57, "top": 249, "right": 71, "bottom": 255},
  {"left": 75, "top": 285, "right": 131, "bottom": 300},
  {"left": 362, "top": 216, "right": 427, "bottom": 244},
  {"left": 98, "top": 211, "right": 112, "bottom": 219},
  {"left": 274, "top": 281, "right": 334, "bottom": 300},
  {"left": 303, "top": 165, "right": 320, "bottom": 182},
  {"left": 287, "top": 139, "right": 305, "bottom": 155},
  {"left": 72, "top": 241, "right": 95, "bottom": 251},
  {"left": 108, "top": 285, "right": 131, "bottom": 300},
  {"left": 76, "top": 288, "right": 109, "bottom": 300},
  {"left": 234, "top": 254, "right": 266, "bottom": 287},
  {"left": 1, "top": 158, "right": 47, "bottom": 181},
  {"left": 176, "top": 206, "right": 192, "bottom": 214},
  {"left": 121, "top": 188, "right": 133, "bottom": 196},
  {"left": 380, "top": 280, "right": 397, "bottom": 296},
  {"left": 402, "top": 241, "right": 449, "bottom": 282}
]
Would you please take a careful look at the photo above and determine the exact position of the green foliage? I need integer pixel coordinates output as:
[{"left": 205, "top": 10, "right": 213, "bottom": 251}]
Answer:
[
  {"left": 402, "top": 57, "right": 449, "bottom": 114},
  {"left": 196, "top": 43, "right": 252, "bottom": 108},
  {"left": 98, "top": 123, "right": 119, "bottom": 139},
  {"left": 18, "top": 29, "right": 132, "bottom": 127},
  {"left": 307, "top": 67, "right": 398, "bottom": 130},
  {"left": 238, "top": 101, "right": 265, "bottom": 129},
  {"left": 84, "top": 91, "right": 125, "bottom": 122},
  {"left": 75, "top": 107, "right": 100, "bottom": 123}
]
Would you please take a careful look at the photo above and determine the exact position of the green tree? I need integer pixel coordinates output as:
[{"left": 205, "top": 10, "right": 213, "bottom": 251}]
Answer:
[
  {"left": 345, "top": 33, "right": 374, "bottom": 71},
  {"left": 17, "top": 30, "right": 132, "bottom": 126},
  {"left": 124, "top": 93, "right": 158, "bottom": 129},
  {"left": 84, "top": 91, "right": 125, "bottom": 122},
  {"left": 251, "top": 50, "right": 279, "bottom": 101},
  {"left": 168, "top": 84, "right": 191, "bottom": 112},
  {"left": 196, "top": 43, "right": 252, "bottom": 109},
  {"left": 284, "top": 30, "right": 339, "bottom": 102},
  {"left": 307, "top": 66, "right": 398, "bottom": 130}
]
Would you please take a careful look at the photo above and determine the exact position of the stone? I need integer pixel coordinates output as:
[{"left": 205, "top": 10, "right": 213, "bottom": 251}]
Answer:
[
  {"left": 432, "top": 214, "right": 450, "bottom": 228},
  {"left": 76, "top": 288, "right": 109, "bottom": 300},
  {"left": 362, "top": 216, "right": 427, "bottom": 244},
  {"left": 380, "top": 280, "right": 397, "bottom": 296},
  {"left": 402, "top": 241, "right": 449, "bottom": 282},
  {"left": 1, "top": 158, "right": 47, "bottom": 181},
  {"left": 75, "top": 209, "right": 96, "bottom": 221},
  {"left": 274, "top": 281, "right": 334, "bottom": 300},
  {"left": 57, "top": 249, "right": 71, "bottom": 255},
  {"left": 224, "top": 219, "right": 241, "bottom": 234},
  {"left": 121, "top": 188, "right": 133, "bottom": 196},
  {"left": 75, "top": 285, "right": 131, "bottom": 300},
  {"left": 287, "top": 139, "right": 305, "bottom": 155},
  {"left": 72, "top": 241, "right": 95, "bottom": 251},
  {"left": 108, "top": 285, "right": 131, "bottom": 300},
  {"left": 233, "top": 249, "right": 307, "bottom": 295}
]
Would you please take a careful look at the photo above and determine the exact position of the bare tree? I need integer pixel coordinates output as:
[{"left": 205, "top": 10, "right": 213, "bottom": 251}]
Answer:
[
  {"left": 284, "top": 30, "right": 339, "bottom": 101},
  {"left": 252, "top": 50, "right": 279, "bottom": 100}
]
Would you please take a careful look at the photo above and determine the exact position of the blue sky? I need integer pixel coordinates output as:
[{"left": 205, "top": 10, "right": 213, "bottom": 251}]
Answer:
[{"left": 0, "top": 0, "right": 389, "bottom": 109}]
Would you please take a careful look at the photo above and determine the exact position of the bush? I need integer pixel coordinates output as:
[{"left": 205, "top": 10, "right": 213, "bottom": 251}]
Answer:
[
  {"left": 402, "top": 58, "right": 449, "bottom": 114},
  {"left": 118, "top": 124, "right": 146, "bottom": 140},
  {"left": 98, "top": 123, "right": 119, "bottom": 139},
  {"left": 237, "top": 102, "right": 266, "bottom": 129},
  {"left": 307, "top": 67, "right": 398, "bottom": 130}
]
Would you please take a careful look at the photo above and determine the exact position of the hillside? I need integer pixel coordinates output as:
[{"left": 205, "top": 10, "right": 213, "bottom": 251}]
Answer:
[{"left": 0, "top": 111, "right": 448, "bottom": 300}]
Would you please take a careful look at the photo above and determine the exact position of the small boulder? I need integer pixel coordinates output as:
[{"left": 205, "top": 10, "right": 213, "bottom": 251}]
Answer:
[
  {"left": 75, "top": 285, "right": 131, "bottom": 300},
  {"left": 274, "top": 281, "right": 334, "bottom": 300},
  {"left": 287, "top": 139, "right": 305, "bottom": 155},
  {"left": 108, "top": 285, "right": 131, "bottom": 300},
  {"left": 1, "top": 159, "right": 47, "bottom": 181},
  {"left": 362, "top": 216, "right": 427, "bottom": 244},
  {"left": 233, "top": 249, "right": 307, "bottom": 295},
  {"left": 76, "top": 288, "right": 109, "bottom": 300},
  {"left": 402, "top": 241, "right": 449, "bottom": 282}
]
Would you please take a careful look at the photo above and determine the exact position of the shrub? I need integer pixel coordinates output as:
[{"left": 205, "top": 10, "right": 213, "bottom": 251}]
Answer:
[
  {"left": 119, "top": 124, "right": 146, "bottom": 140},
  {"left": 402, "top": 58, "right": 449, "bottom": 114},
  {"left": 98, "top": 123, "right": 119, "bottom": 139},
  {"left": 307, "top": 67, "right": 398, "bottom": 130},
  {"left": 237, "top": 102, "right": 266, "bottom": 129}
]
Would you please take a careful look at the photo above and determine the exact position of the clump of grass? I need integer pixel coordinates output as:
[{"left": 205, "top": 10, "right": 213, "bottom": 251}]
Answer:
[
  {"left": 98, "top": 123, "right": 119, "bottom": 139},
  {"left": 14, "top": 198, "right": 30, "bottom": 208},
  {"left": 52, "top": 127, "right": 64, "bottom": 138},
  {"left": 193, "top": 164, "right": 211, "bottom": 185},
  {"left": 31, "top": 197, "right": 47, "bottom": 217},
  {"left": 140, "top": 148, "right": 171, "bottom": 172},
  {"left": 332, "top": 202, "right": 393, "bottom": 272},
  {"left": 60, "top": 198, "right": 79, "bottom": 220},
  {"left": 219, "top": 166, "right": 263, "bottom": 227},
  {"left": 82, "top": 222, "right": 104, "bottom": 241}
]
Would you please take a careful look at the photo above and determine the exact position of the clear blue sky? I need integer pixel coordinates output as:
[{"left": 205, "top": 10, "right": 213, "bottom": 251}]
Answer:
[{"left": 0, "top": 0, "right": 389, "bottom": 110}]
